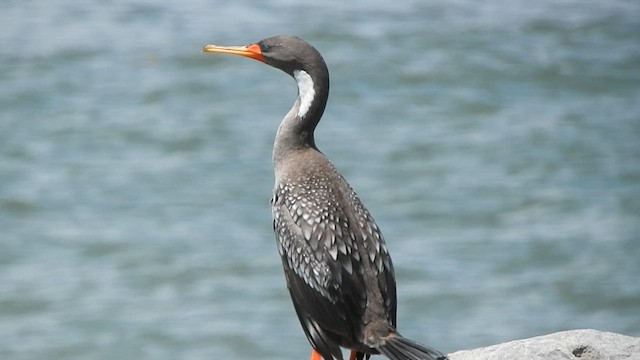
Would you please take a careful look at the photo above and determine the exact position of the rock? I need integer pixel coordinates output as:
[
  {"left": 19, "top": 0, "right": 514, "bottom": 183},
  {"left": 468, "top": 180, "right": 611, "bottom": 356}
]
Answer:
[{"left": 447, "top": 329, "right": 640, "bottom": 360}]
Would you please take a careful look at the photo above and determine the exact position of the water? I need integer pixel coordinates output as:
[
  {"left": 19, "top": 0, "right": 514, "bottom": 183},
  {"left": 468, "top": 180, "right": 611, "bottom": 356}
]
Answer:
[{"left": 1, "top": 0, "right": 639, "bottom": 359}]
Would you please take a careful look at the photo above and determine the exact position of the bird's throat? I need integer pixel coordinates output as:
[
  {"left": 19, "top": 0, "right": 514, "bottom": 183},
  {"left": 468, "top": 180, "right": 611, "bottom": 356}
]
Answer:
[{"left": 294, "top": 70, "right": 316, "bottom": 119}]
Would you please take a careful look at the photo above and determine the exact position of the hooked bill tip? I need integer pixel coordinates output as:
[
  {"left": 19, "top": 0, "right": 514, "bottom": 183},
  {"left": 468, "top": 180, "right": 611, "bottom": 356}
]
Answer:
[{"left": 202, "top": 44, "right": 218, "bottom": 53}]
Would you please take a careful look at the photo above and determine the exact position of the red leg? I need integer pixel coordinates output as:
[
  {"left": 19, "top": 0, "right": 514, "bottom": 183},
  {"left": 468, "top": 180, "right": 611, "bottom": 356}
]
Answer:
[
  {"left": 311, "top": 349, "right": 322, "bottom": 360},
  {"left": 349, "top": 350, "right": 358, "bottom": 360}
]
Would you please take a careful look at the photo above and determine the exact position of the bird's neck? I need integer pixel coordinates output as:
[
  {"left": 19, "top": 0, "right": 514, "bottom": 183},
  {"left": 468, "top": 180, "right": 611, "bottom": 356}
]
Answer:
[{"left": 273, "top": 68, "right": 329, "bottom": 171}]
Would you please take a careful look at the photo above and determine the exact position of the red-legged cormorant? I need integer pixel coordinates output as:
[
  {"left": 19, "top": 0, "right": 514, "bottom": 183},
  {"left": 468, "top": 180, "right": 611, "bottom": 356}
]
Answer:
[{"left": 203, "top": 35, "right": 446, "bottom": 360}]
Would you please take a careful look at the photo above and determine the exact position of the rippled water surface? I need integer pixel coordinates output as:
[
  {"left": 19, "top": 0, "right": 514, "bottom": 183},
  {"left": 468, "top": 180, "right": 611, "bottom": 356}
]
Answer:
[{"left": 1, "top": 0, "right": 639, "bottom": 359}]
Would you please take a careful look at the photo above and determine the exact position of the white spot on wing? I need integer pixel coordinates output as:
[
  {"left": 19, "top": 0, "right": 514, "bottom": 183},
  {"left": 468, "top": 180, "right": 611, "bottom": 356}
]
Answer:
[{"left": 294, "top": 70, "right": 315, "bottom": 118}]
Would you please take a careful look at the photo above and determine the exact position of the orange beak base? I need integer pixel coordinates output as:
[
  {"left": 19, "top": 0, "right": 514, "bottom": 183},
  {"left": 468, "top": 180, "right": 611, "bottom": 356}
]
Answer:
[{"left": 202, "top": 43, "right": 265, "bottom": 63}]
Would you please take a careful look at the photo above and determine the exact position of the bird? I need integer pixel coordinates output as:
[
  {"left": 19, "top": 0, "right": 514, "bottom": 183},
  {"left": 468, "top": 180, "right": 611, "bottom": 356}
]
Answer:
[{"left": 203, "top": 35, "right": 446, "bottom": 360}]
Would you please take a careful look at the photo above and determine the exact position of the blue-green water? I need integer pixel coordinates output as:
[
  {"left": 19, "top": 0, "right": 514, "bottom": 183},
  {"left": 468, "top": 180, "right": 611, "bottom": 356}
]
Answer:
[{"left": 1, "top": 0, "right": 639, "bottom": 359}]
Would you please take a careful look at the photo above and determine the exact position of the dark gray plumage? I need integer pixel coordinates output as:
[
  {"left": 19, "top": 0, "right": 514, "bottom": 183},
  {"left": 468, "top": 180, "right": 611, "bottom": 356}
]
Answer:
[{"left": 203, "top": 35, "right": 446, "bottom": 360}]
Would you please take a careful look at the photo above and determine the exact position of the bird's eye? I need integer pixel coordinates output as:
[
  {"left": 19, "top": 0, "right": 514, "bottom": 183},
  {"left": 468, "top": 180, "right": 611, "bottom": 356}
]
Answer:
[{"left": 260, "top": 43, "right": 280, "bottom": 53}]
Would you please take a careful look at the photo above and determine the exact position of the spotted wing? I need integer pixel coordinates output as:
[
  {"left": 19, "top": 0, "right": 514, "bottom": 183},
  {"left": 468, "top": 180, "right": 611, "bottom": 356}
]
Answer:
[
  {"left": 272, "top": 180, "right": 367, "bottom": 358},
  {"left": 271, "top": 173, "right": 397, "bottom": 357}
]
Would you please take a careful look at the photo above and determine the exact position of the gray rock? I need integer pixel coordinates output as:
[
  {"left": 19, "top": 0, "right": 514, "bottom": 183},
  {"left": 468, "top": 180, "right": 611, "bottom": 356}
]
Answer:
[{"left": 447, "top": 329, "right": 640, "bottom": 360}]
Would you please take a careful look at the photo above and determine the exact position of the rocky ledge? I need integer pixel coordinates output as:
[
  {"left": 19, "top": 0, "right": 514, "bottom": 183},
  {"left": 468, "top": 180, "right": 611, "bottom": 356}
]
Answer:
[{"left": 447, "top": 329, "right": 640, "bottom": 360}]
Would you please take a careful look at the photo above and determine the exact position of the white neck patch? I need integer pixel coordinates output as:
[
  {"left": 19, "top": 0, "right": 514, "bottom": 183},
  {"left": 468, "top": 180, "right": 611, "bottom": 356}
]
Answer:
[{"left": 293, "top": 69, "right": 315, "bottom": 119}]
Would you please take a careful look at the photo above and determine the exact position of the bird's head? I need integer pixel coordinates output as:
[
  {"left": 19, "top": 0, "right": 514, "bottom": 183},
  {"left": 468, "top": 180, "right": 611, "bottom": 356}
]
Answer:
[
  {"left": 203, "top": 35, "right": 330, "bottom": 123},
  {"left": 202, "top": 35, "right": 325, "bottom": 77}
]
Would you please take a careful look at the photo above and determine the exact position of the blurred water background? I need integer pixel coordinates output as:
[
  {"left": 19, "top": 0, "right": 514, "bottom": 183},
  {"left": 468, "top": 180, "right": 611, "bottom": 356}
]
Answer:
[{"left": 1, "top": 0, "right": 639, "bottom": 359}]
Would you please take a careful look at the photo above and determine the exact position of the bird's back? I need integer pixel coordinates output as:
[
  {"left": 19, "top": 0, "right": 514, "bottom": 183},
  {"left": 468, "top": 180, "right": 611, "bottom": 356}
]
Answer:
[{"left": 271, "top": 147, "right": 397, "bottom": 357}]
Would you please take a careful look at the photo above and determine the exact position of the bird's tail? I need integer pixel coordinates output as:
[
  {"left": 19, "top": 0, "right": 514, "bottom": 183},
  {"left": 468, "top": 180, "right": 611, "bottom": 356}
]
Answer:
[{"left": 377, "top": 334, "right": 447, "bottom": 360}]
